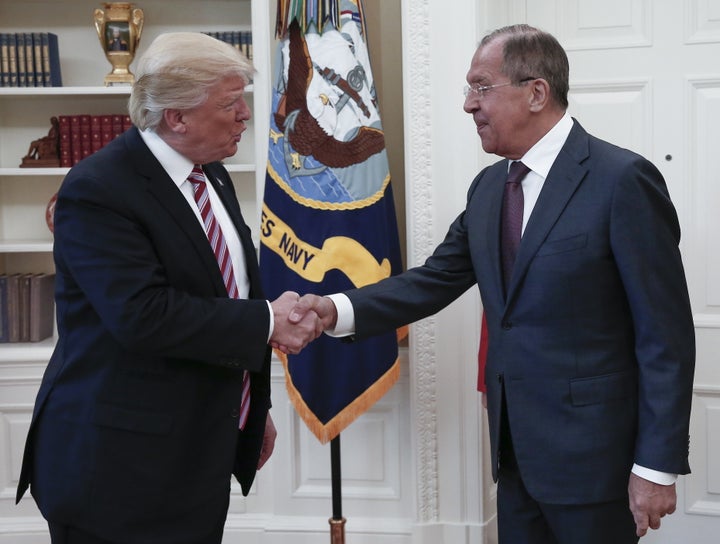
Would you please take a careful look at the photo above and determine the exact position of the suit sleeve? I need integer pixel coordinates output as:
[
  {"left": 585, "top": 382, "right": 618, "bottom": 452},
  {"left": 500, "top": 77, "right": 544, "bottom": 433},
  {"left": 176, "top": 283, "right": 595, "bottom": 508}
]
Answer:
[
  {"left": 347, "top": 196, "right": 480, "bottom": 339},
  {"left": 609, "top": 157, "right": 695, "bottom": 474}
]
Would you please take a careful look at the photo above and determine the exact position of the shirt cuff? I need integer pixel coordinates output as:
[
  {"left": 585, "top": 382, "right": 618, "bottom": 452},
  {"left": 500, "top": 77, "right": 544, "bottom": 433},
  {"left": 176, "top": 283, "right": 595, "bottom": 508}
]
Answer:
[
  {"left": 631, "top": 464, "right": 677, "bottom": 486},
  {"left": 325, "top": 293, "right": 355, "bottom": 337},
  {"left": 266, "top": 300, "right": 274, "bottom": 343}
]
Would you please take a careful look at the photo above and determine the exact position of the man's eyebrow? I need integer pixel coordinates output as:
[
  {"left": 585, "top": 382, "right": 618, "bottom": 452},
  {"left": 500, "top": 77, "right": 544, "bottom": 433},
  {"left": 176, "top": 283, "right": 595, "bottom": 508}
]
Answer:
[{"left": 469, "top": 74, "right": 491, "bottom": 84}]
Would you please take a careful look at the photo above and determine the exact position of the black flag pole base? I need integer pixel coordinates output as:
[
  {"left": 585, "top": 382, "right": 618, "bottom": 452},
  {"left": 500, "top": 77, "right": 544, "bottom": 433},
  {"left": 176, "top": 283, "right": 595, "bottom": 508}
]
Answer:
[{"left": 329, "top": 516, "right": 346, "bottom": 544}]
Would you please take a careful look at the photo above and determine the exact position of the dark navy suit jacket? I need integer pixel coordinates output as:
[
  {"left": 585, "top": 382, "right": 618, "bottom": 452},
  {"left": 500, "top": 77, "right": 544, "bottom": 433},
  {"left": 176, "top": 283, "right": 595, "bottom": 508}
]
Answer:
[
  {"left": 16, "top": 127, "right": 272, "bottom": 542},
  {"left": 345, "top": 119, "right": 695, "bottom": 504}
]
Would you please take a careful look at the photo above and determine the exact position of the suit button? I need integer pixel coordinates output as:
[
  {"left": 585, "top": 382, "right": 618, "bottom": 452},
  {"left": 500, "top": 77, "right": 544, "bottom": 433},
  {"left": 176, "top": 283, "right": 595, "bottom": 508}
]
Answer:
[
  {"left": 231, "top": 409, "right": 239, "bottom": 418},
  {"left": 502, "top": 321, "right": 512, "bottom": 330}
]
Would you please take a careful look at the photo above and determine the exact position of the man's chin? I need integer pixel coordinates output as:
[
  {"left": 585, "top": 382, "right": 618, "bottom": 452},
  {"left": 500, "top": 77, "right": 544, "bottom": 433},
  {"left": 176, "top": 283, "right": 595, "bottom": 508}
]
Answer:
[
  {"left": 479, "top": 140, "right": 496, "bottom": 155},
  {"left": 223, "top": 143, "right": 239, "bottom": 159}
]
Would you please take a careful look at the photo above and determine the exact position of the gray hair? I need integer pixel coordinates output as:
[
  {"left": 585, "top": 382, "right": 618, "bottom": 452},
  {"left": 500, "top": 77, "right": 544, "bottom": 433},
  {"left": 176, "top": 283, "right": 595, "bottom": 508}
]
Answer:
[
  {"left": 481, "top": 24, "right": 569, "bottom": 109},
  {"left": 128, "top": 32, "right": 255, "bottom": 130}
]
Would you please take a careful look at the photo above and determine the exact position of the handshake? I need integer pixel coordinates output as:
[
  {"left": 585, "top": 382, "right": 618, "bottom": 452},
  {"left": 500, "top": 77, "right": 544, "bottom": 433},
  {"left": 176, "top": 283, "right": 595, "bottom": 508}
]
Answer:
[{"left": 268, "top": 291, "right": 339, "bottom": 354}]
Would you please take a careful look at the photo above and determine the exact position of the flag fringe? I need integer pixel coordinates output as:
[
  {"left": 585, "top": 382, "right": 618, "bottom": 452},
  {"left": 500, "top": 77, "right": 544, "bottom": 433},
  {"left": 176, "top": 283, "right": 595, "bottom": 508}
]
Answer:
[{"left": 278, "top": 348, "right": 401, "bottom": 444}]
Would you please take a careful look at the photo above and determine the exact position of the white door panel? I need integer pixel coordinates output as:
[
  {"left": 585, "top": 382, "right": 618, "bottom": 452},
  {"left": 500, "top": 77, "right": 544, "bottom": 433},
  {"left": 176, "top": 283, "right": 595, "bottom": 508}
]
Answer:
[{"left": 486, "top": 0, "right": 720, "bottom": 541}]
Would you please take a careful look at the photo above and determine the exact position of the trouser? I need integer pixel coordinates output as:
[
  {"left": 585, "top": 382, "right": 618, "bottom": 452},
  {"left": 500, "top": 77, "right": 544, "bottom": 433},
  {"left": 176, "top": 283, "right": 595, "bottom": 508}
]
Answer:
[{"left": 497, "top": 395, "right": 639, "bottom": 544}]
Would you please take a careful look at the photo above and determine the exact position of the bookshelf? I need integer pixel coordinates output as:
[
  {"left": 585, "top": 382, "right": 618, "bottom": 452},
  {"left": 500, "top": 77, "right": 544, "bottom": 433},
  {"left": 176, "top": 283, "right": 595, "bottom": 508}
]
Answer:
[{"left": 0, "top": 0, "right": 271, "bottom": 352}]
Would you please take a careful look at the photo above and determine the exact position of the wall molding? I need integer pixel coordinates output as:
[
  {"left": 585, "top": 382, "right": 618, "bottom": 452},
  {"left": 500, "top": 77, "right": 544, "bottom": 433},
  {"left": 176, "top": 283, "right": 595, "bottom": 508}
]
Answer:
[{"left": 402, "top": 0, "right": 440, "bottom": 524}]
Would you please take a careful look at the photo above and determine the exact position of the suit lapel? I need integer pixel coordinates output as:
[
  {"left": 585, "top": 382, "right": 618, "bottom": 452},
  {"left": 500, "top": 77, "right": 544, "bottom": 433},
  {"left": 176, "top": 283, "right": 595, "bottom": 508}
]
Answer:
[
  {"left": 125, "top": 129, "right": 264, "bottom": 300},
  {"left": 125, "top": 129, "right": 231, "bottom": 296},
  {"left": 505, "top": 121, "right": 590, "bottom": 305},
  {"left": 483, "top": 162, "right": 511, "bottom": 306}
]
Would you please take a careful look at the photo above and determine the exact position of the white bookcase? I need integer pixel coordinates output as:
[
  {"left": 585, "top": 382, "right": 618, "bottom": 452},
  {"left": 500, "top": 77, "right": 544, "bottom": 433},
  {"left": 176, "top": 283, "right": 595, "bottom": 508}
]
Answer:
[
  {"left": 0, "top": 0, "right": 271, "bottom": 357},
  {"left": 0, "top": 0, "right": 272, "bottom": 534}
]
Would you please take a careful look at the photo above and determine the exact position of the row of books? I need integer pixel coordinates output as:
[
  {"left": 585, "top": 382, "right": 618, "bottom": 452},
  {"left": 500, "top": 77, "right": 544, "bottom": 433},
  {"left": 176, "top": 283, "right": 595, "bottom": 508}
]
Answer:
[
  {"left": 205, "top": 31, "right": 253, "bottom": 60},
  {"left": 0, "top": 32, "right": 62, "bottom": 87},
  {"left": 0, "top": 273, "right": 55, "bottom": 343},
  {"left": 59, "top": 114, "right": 133, "bottom": 167},
  {"left": 0, "top": 30, "right": 248, "bottom": 88}
]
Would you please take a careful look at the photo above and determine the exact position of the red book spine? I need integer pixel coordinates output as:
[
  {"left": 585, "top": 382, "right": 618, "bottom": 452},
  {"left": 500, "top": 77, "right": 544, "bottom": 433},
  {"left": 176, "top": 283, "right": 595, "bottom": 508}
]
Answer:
[
  {"left": 100, "top": 115, "right": 113, "bottom": 147},
  {"left": 90, "top": 115, "right": 102, "bottom": 153},
  {"left": 80, "top": 114, "right": 92, "bottom": 159},
  {"left": 122, "top": 115, "right": 132, "bottom": 132},
  {"left": 111, "top": 114, "right": 124, "bottom": 140},
  {"left": 58, "top": 115, "right": 72, "bottom": 167},
  {"left": 69, "top": 115, "right": 82, "bottom": 165}
]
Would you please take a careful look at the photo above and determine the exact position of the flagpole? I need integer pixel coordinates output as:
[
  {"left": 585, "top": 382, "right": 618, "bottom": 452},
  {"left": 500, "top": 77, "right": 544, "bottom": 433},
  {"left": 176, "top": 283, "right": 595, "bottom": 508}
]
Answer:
[{"left": 329, "top": 434, "right": 346, "bottom": 543}]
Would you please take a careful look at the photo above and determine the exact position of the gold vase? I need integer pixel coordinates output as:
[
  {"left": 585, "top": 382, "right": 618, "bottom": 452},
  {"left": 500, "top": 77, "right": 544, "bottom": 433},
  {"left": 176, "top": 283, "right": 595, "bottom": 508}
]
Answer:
[{"left": 93, "top": 2, "right": 144, "bottom": 86}]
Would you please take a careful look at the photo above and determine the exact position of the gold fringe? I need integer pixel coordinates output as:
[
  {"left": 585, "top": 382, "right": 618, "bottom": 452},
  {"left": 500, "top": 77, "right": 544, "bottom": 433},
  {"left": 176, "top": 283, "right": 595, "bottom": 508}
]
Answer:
[{"left": 277, "top": 347, "right": 401, "bottom": 444}]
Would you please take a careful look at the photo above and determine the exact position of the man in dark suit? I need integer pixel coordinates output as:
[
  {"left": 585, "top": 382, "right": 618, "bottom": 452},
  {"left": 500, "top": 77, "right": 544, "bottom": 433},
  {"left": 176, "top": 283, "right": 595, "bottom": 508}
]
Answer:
[
  {"left": 287, "top": 24, "right": 695, "bottom": 544},
  {"left": 16, "top": 32, "right": 322, "bottom": 544}
]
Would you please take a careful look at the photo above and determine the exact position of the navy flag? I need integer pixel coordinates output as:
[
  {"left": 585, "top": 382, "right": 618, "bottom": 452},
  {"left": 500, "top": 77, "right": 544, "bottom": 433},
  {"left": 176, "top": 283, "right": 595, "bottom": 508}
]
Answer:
[{"left": 260, "top": 0, "right": 404, "bottom": 443}]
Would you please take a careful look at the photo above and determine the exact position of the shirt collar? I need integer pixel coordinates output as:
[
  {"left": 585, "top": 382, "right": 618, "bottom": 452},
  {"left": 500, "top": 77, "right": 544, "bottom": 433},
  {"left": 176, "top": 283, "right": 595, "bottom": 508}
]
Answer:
[
  {"left": 138, "top": 129, "right": 196, "bottom": 189},
  {"left": 515, "top": 112, "right": 573, "bottom": 178}
]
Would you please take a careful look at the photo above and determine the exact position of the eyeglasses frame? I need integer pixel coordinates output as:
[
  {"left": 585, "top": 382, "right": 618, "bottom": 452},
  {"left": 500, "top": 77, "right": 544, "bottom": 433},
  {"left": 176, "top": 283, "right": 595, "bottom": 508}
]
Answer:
[{"left": 463, "top": 77, "right": 538, "bottom": 99}]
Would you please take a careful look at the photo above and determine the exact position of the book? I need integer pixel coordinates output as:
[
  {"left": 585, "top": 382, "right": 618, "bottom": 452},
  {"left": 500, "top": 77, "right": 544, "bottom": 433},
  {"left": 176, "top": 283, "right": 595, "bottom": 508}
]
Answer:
[
  {"left": 5, "top": 273, "right": 21, "bottom": 342},
  {"left": 16, "top": 33, "right": 26, "bottom": 87},
  {"left": 70, "top": 115, "right": 82, "bottom": 165},
  {"left": 24, "top": 32, "right": 35, "bottom": 87},
  {"left": 18, "top": 33, "right": 27, "bottom": 86},
  {"left": 90, "top": 115, "right": 103, "bottom": 152},
  {"left": 0, "top": 275, "right": 8, "bottom": 342},
  {"left": 18, "top": 273, "right": 32, "bottom": 342},
  {"left": 241, "top": 32, "right": 253, "bottom": 60},
  {"left": 100, "top": 114, "right": 114, "bottom": 147},
  {"left": 29, "top": 273, "right": 55, "bottom": 342},
  {"left": 32, "top": 32, "right": 44, "bottom": 87},
  {"left": 111, "top": 114, "right": 124, "bottom": 140},
  {"left": 80, "top": 114, "right": 92, "bottom": 159},
  {"left": 7, "top": 33, "right": 18, "bottom": 87},
  {"left": 41, "top": 32, "right": 62, "bottom": 87},
  {"left": 0, "top": 33, "right": 10, "bottom": 87},
  {"left": 58, "top": 115, "right": 72, "bottom": 167}
]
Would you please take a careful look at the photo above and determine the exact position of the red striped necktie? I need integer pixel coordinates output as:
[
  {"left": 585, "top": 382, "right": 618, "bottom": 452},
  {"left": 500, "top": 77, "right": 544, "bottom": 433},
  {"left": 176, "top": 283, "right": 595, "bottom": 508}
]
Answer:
[{"left": 188, "top": 165, "right": 251, "bottom": 430}]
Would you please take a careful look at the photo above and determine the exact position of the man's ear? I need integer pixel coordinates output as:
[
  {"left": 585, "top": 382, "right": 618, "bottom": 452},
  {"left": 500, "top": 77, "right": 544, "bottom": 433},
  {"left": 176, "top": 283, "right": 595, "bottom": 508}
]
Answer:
[
  {"left": 528, "top": 78, "right": 550, "bottom": 112},
  {"left": 163, "top": 109, "right": 187, "bottom": 133}
]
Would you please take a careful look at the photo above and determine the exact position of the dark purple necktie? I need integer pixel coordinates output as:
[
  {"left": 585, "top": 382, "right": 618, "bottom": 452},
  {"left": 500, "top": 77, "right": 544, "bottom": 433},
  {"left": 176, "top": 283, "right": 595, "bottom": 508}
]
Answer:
[{"left": 501, "top": 161, "right": 530, "bottom": 293}]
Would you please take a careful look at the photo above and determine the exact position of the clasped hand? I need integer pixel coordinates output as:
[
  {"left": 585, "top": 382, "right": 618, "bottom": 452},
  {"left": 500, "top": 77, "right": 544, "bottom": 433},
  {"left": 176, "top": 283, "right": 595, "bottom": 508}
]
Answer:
[{"left": 269, "top": 293, "right": 338, "bottom": 354}]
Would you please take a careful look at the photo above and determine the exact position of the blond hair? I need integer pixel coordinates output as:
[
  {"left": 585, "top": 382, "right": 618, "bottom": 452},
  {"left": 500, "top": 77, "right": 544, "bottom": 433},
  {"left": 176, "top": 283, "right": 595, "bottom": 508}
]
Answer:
[{"left": 128, "top": 32, "right": 255, "bottom": 130}]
